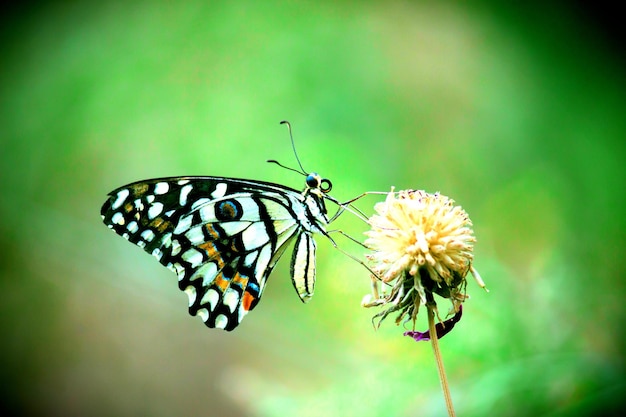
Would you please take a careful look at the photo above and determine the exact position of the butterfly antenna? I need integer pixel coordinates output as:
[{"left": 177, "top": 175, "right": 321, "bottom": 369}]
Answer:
[
  {"left": 267, "top": 159, "right": 305, "bottom": 176},
  {"left": 280, "top": 120, "right": 307, "bottom": 174}
]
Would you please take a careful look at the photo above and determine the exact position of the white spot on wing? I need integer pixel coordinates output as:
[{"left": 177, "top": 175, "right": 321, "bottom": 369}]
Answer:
[
  {"left": 174, "top": 215, "right": 193, "bottom": 234},
  {"left": 198, "top": 205, "right": 215, "bottom": 222},
  {"left": 278, "top": 229, "right": 300, "bottom": 259},
  {"left": 171, "top": 239, "right": 181, "bottom": 256},
  {"left": 184, "top": 286, "right": 197, "bottom": 306},
  {"left": 261, "top": 196, "right": 293, "bottom": 220},
  {"left": 256, "top": 245, "right": 272, "bottom": 291},
  {"left": 223, "top": 288, "right": 240, "bottom": 313},
  {"left": 241, "top": 222, "right": 270, "bottom": 250},
  {"left": 111, "top": 212, "right": 125, "bottom": 225},
  {"left": 185, "top": 226, "right": 205, "bottom": 245},
  {"left": 127, "top": 221, "right": 138, "bottom": 234},
  {"left": 133, "top": 199, "right": 144, "bottom": 212},
  {"left": 211, "top": 182, "right": 227, "bottom": 198},
  {"left": 214, "top": 314, "right": 228, "bottom": 329},
  {"left": 220, "top": 221, "right": 252, "bottom": 236},
  {"left": 197, "top": 308, "right": 209, "bottom": 322},
  {"left": 148, "top": 202, "right": 164, "bottom": 219},
  {"left": 141, "top": 229, "right": 155, "bottom": 242},
  {"left": 201, "top": 288, "right": 220, "bottom": 311},
  {"left": 151, "top": 248, "right": 163, "bottom": 262},
  {"left": 154, "top": 182, "right": 169, "bottom": 195},
  {"left": 243, "top": 251, "right": 258, "bottom": 268},
  {"left": 237, "top": 197, "right": 260, "bottom": 219},
  {"left": 191, "top": 198, "right": 211, "bottom": 210},
  {"left": 146, "top": 195, "right": 155, "bottom": 203},
  {"left": 189, "top": 262, "right": 218, "bottom": 288},
  {"left": 166, "top": 262, "right": 186, "bottom": 281},
  {"left": 112, "top": 189, "right": 129, "bottom": 210},
  {"left": 272, "top": 219, "right": 298, "bottom": 236},
  {"left": 182, "top": 248, "right": 203, "bottom": 268},
  {"left": 179, "top": 184, "right": 193, "bottom": 206}
]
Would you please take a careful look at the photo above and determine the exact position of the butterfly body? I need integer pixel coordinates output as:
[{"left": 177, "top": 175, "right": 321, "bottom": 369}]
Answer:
[{"left": 101, "top": 175, "right": 332, "bottom": 331}]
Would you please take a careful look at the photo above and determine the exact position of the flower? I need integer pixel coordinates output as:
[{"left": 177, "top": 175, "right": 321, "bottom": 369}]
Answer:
[{"left": 363, "top": 188, "right": 485, "bottom": 333}]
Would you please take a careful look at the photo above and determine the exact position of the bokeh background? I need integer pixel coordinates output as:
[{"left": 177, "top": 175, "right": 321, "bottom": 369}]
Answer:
[{"left": 1, "top": 1, "right": 624, "bottom": 416}]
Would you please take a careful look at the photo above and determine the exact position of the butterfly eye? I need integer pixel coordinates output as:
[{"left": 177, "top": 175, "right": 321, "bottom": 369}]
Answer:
[{"left": 306, "top": 173, "right": 321, "bottom": 188}]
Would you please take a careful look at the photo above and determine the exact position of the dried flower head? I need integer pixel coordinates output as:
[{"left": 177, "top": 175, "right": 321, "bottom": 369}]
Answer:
[{"left": 363, "top": 188, "right": 485, "bottom": 331}]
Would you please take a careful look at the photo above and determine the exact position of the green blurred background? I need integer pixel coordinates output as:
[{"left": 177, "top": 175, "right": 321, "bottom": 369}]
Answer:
[{"left": 1, "top": 1, "right": 624, "bottom": 416}]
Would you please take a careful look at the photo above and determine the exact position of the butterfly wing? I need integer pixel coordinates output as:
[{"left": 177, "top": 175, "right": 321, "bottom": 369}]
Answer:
[{"left": 101, "top": 176, "right": 311, "bottom": 331}]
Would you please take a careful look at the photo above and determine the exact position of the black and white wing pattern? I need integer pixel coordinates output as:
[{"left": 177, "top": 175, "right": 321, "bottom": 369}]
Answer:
[{"left": 101, "top": 175, "right": 332, "bottom": 331}]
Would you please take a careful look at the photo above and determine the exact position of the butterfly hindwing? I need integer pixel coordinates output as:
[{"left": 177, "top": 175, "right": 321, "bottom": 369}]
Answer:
[{"left": 101, "top": 176, "right": 326, "bottom": 331}]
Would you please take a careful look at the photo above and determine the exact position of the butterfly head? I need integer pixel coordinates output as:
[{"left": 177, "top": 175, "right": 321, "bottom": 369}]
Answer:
[{"left": 305, "top": 172, "right": 332, "bottom": 195}]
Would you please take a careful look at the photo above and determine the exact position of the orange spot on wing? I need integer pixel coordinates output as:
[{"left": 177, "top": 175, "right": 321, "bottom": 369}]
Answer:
[
  {"left": 205, "top": 224, "right": 221, "bottom": 240},
  {"left": 213, "top": 273, "right": 230, "bottom": 292},
  {"left": 198, "top": 241, "right": 217, "bottom": 257},
  {"left": 230, "top": 241, "right": 239, "bottom": 253},
  {"left": 150, "top": 217, "right": 171, "bottom": 233},
  {"left": 242, "top": 291, "right": 255, "bottom": 312},
  {"left": 130, "top": 183, "right": 149, "bottom": 195},
  {"left": 198, "top": 241, "right": 225, "bottom": 268},
  {"left": 232, "top": 272, "right": 248, "bottom": 288}
]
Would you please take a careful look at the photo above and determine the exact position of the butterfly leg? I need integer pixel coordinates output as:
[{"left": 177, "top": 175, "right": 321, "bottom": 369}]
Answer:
[
  {"left": 361, "top": 274, "right": 385, "bottom": 308},
  {"left": 322, "top": 229, "right": 381, "bottom": 279},
  {"left": 327, "top": 191, "right": 392, "bottom": 223}
]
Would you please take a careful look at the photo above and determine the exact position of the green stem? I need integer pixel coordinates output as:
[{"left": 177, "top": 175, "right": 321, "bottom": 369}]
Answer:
[{"left": 428, "top": 305, "right": 456, "bottom": 417}]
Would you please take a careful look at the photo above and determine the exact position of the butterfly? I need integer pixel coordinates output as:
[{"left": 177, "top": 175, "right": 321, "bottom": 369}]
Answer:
[
  {"left": 100, "top": 124, "right": 350, "bottom": 331},
  {"left": 101, "top": 174, "right": 339, "bottom": 331}
]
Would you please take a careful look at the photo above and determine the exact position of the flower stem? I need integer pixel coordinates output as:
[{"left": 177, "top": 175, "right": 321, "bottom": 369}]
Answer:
[{"left": 428, "top": 305, "right": 456, "bottom": 417}]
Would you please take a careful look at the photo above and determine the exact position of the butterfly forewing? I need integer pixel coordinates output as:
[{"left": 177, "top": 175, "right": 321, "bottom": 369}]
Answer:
[{"left": 101, "top": 176, "right": 327, "bottom": 331}]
